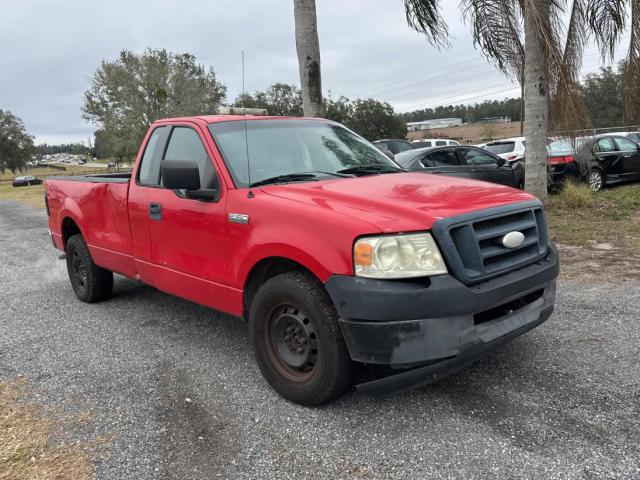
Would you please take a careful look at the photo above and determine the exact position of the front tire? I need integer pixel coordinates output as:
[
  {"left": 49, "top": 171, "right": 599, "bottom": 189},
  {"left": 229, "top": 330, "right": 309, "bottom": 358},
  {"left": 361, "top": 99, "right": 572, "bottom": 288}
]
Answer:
[
  {"left": 587, "top": 169, "right": 604, "bottom": 192},
  {"left": 65, "top": 234, "right": 113, "bottom": 303},
  {"left": 249, "top": 271, "right": 353, "bottom": 405}
]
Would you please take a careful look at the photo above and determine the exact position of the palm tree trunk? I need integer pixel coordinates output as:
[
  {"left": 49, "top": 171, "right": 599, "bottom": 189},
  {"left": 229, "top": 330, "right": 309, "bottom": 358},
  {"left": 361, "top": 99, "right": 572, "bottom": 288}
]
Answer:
[
  {"left": 623, "top": 0, "right": 640, "bottom": 124},
  {"left": 293, "top": 0, "right": 324, "bottom": 117},
  {"left": 523, "top": 0, "right": 549, "bottom": 200},
  {"left": 520, "top": 78, "right": 524, "bottom": 136}
]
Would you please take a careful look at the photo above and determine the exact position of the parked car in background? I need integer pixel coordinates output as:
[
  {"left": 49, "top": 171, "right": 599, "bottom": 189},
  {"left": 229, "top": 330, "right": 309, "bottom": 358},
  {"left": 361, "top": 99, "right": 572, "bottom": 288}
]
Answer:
[
  {"left": 12, "top": 176, "right": 43, "bottom": 187},
  {"left": 371, "top": 139, "right": 414, "bottom": 156},
  {"left": 484, "top": 137, "right": 526, "bottom": 162},
  {"left": 411, "top": 139, "right": 460, "bottom": 148},
  {"left": 546, "top": 139, "right": 581, "bottom": 189},
  {"left": 395, "top": 145, "right": 524, "bottom": 189},
  {"left": 107, "top": 162, "right": 116, "bottom": 168},
  {"left": 574, "top": 134, "right": 640, "bottom": 191}
]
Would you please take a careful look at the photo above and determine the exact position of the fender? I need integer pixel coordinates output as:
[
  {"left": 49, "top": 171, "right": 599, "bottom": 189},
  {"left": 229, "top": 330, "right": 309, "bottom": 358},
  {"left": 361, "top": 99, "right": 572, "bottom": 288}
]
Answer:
[
  {"left": 239, "top": 243, "right": 335, "bottom": 287},
  {"left": 55, "top": 196, "right": 85, "bottom": 252}
]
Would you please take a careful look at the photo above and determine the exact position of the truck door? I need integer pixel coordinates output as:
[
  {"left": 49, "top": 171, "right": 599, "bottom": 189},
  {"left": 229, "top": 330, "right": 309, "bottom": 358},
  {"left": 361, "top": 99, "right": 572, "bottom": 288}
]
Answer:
[
  {"left": 135, "top": 123, "right": 229, "bottom": 311},
  {"left": 128, "top": 125, "right": 171, "bottom": 284}
]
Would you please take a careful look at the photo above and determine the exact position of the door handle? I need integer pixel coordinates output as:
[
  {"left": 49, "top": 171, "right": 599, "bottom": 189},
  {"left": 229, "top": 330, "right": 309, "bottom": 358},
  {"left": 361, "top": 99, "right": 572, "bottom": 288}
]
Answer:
[{"left": 148, "top": 202, "right": 162, "bottom": 221}]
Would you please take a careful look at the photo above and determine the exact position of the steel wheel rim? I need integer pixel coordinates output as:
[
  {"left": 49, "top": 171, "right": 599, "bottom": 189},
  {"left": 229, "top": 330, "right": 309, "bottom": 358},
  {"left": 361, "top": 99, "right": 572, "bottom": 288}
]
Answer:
[
  {"left": 265, "top": 304, "right": 318, "bottom": 381},
  {"left": 589, "top": 171, "right": 602, "bottom": 191},
  {"left": 71, "top": 250, "right": 87, "bottom": 292}
]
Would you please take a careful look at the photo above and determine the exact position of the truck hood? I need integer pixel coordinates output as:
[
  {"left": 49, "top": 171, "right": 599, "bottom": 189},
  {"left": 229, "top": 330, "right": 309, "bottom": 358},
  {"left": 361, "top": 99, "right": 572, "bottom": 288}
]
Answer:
[{"left": 262, "top": 172, "right": 536, "bottom": 233}]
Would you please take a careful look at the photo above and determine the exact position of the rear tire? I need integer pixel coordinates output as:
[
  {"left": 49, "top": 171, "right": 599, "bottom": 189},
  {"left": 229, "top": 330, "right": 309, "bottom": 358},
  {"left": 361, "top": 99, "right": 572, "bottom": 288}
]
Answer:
[
  {"left": 65, "top": 234, "right": 113, "bottom": 303},
  {"left": 587, "top": 169, "right": 604, "bottom": 192},
  {"left": 249, "top": 271, "right": 353, "bottom": 405}
]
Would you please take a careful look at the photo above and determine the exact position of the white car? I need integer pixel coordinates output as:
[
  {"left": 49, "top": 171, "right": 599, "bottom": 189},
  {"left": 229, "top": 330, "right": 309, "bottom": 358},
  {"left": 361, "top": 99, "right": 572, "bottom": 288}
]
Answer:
[
  {"left": 483, "top": 137, "right": 526, "bottom": 162},
  {"left": 411, "top": 138, "right": 460, "bottom": 148}
]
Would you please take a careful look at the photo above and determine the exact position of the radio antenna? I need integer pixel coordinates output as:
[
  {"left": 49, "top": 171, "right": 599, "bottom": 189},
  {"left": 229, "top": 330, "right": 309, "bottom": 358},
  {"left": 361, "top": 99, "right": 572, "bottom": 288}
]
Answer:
[{"left": 242, "top": 50, "right": 253, "bottom": 196}]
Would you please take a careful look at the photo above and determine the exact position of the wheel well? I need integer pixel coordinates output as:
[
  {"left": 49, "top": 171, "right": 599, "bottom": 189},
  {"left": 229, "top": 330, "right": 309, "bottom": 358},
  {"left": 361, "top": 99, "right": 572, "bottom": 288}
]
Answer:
[
  {"left": 243, "top": 257, "right": 315, "bottom": 318},
  {"left": 61, "top": 217, "right": 81, "bottom": 247}
]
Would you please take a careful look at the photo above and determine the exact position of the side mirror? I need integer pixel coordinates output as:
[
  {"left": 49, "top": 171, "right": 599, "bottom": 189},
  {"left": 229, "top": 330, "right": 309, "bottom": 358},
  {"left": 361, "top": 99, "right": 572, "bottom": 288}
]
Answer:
[
  {"left": 162, "top": 160, "right": 200, "bottom": 190},
  {"left": 496, "top": 157, "right": 506, "bottom": 167},
  {"left": 383, "top": 150, "right": 394, "bottom": 160}
]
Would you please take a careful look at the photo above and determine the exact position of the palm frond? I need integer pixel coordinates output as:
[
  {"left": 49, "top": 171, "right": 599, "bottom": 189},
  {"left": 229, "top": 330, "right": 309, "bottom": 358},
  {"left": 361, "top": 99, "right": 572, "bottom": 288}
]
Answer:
[
  {"left": 524, "top": 0, "right": 591, "bottom": 133},
  {"left": 562, "top": 0, "right": 589, "bottom": 75},
  {"left": 403, "top": 0, "right": 449, "bottom": 48},
  {"left": 460, "top": 0, "right": 524, "bottom": 80},
  {"left": 586, "top": 0, "right": 627, "bottom": 59}
]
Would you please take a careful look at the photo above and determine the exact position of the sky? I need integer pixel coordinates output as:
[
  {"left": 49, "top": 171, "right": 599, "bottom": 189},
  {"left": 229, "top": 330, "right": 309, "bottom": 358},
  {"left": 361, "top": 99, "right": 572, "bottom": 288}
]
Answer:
[{"left": 0, "top": 0, "right": 630, "bottom": 145}]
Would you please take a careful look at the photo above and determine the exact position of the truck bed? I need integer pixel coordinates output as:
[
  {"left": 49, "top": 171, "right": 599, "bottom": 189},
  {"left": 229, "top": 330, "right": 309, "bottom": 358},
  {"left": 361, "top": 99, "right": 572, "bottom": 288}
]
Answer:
[
  {"left": 46, "top": 173, "right": 136, "bottom": 278},
  {"left": 48, "top": 172, "right": 132, "bottom": 183}
]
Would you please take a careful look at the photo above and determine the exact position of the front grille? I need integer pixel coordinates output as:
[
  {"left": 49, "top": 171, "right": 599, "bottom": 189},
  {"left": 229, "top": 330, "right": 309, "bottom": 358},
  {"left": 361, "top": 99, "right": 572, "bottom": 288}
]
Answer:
[{"left": 432, "top": 202, "right": 549, "bottom": 285}]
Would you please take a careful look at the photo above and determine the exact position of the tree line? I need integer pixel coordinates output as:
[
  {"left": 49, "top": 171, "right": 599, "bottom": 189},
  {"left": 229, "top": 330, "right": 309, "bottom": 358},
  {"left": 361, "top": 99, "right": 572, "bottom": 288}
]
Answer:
[
  {"left": 401, "top": 98, "right": 523, "bottom": 124},
  {"left": 36, "top": 143, "right": 91, "bottom": 156}
]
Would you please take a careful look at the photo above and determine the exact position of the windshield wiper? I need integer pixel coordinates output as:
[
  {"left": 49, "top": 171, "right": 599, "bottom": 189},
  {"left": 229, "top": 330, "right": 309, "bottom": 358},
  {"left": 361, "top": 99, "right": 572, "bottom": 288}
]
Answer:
[
  {"left": 303, "top": 170, "right": 352, "bottom": 178},
  {"left": 336, "top": 164, "right": 406, "bottom": 175},
  {"left": 249, "top": 173, "right": 318, "bottom": 188}
]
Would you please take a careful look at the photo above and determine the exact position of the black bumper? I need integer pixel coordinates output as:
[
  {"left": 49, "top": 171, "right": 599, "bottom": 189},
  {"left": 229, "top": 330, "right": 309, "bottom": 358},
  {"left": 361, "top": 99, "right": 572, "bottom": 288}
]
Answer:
[
  {"left": 325, "top": 243, "right": 559, "bottom": 394},
  {"left": 548, "top": 163, "right": 580, "bottom": 188}
]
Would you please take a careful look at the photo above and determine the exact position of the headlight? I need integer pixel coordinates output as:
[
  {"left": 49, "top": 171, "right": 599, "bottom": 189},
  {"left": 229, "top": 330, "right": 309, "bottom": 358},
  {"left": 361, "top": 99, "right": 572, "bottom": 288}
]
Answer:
[{"left": 354, "top": 233, "right": 447, "bottom": 279}]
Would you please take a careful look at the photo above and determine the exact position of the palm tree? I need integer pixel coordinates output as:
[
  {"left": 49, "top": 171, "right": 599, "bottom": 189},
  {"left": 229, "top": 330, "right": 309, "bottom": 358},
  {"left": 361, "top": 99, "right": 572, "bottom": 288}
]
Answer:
[
  {"left": 293, "top": 0, "right": 324, "bottom": 117},
  {"left": 405, "top": 0, "right": 625, "bottom": 199},
  {"left": 292, "top": 0, "right": 630, "bottom": 197}
]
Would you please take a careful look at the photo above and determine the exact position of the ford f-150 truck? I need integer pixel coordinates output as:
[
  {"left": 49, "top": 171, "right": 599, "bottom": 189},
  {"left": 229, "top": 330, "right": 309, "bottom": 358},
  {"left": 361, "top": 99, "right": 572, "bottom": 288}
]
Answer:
[{"left": 45, "top": 115, "right": 559, "bottom": 405}]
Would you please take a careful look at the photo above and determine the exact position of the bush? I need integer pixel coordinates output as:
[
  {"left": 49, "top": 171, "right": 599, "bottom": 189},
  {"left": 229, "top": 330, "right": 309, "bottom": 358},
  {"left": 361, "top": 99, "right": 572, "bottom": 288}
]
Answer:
[{"left": 548, "top": 181, "right": 595, "bottom": 209}]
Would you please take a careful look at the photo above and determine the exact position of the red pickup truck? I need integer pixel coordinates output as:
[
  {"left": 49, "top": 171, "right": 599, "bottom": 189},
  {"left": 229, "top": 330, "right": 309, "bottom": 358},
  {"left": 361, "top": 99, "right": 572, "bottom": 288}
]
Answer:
[{"left": 45, "top": 115, "right": 558, "bottom": 405}]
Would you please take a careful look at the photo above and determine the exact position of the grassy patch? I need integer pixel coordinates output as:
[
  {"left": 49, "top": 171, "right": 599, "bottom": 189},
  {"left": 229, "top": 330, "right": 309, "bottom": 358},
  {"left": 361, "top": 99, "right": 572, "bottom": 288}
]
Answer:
[
  {"left": 0, "top": 183, "right": 45, "bottom": 209},
  {"left": 0, "top": 380, "right": 94, "bottom": 480},
  {"left": 545, "top": 182, "right": 640, "bottom": 251}
]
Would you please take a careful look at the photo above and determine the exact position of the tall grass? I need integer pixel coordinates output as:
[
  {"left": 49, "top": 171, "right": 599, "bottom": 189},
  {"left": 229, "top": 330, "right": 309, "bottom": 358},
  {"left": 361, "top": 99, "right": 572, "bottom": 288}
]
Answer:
[{"left": 547, "top": 181, "right": 595, "bottom": 209}]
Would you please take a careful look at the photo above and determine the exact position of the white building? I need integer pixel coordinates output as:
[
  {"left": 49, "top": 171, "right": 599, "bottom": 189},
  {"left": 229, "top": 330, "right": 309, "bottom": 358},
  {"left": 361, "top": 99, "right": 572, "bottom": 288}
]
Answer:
[{"left": 407, "top": 118, "right": 463, "bottom": 132}]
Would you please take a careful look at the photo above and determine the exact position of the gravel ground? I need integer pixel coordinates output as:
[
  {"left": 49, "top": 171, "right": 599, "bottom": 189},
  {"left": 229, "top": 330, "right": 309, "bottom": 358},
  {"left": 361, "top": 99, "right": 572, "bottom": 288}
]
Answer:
[{"left": 1, "top": 199, "right": 639, "bottom": 480}]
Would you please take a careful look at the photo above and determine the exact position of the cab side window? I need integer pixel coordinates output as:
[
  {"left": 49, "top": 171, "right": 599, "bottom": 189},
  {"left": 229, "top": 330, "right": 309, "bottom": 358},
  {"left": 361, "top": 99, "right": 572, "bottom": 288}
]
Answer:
[
  {"left": 163, "top": 127, "right": 218, "bottom": 190},
  {"left": 137, "top": 126, "right": 168, "bottom": 186}
]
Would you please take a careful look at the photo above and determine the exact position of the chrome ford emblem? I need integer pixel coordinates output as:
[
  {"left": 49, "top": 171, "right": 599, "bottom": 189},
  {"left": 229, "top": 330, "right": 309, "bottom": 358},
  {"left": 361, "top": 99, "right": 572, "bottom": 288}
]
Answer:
[{"left": 502, "top": 231, "right": 525, "bottom": 249}]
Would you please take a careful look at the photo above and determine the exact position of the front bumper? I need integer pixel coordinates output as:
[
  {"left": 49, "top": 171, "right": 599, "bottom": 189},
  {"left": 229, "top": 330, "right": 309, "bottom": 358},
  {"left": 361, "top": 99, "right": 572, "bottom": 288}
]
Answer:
[{"left": 325, "top": 243, "right": 559, "bottom": 394}]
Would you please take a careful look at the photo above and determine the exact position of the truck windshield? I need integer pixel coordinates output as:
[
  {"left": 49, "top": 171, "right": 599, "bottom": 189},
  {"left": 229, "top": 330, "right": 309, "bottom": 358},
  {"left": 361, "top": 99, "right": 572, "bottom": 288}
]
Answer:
[{"left": 208, "top": 119, "right": 400, "bottom": 187}]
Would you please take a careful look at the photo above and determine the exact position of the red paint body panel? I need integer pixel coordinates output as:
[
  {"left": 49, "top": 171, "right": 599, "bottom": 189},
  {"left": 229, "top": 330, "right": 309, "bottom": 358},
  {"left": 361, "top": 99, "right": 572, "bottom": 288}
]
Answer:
[
  {"left": 45, "top": 115, "right": 533, "bottom": 319},
  {"left": 46, "top": 179, "right": 136, "bottom": 278}
]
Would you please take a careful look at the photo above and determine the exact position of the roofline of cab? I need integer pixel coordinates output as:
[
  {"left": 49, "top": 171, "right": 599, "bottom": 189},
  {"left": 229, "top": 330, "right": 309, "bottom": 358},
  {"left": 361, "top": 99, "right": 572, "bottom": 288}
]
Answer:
[{"left": 149, "top": 115, "right": 333, "bottom": 126}]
